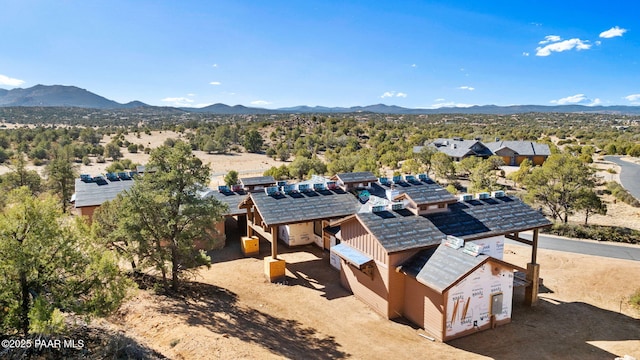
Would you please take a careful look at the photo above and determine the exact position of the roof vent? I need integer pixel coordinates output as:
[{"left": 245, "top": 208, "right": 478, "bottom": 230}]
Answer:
[
  {"left": 476, "top": 192, "right": 490, "bottom": 200},
  {"left": 460, "top": 194, "right": 473, "bottom": 201}
]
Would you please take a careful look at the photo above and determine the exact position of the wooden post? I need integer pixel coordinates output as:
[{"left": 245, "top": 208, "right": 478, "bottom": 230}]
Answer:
[
  {"left": 531, "top": 229, "right": 539, "bottom": 265},
  {"left": 525, "top": 228, "right": 541, "bottom": 306},
  {"left": 247, "top": 206, "right": 254, "bottom": 237},
  {"left": 525, "top": 263, "right": 540, "bottom": 306},
  {"left": 271, "top": 225, "right": 278, "bottom": 259}
]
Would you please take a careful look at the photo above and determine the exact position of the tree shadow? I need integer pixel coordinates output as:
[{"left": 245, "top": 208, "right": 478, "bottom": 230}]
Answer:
[
  {"left": 132, "top": 275, "right": 350, "bottom": 359},
  {"left": 449, "top": 289, "right": 640, "bottom": 359}
]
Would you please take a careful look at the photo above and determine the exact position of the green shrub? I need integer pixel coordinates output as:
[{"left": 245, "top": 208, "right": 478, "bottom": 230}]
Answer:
[
  {"left": 631, "top": 289, "right": 640, "bottom": 308},
  {"left": 544, "top": 223, "right": 640, "bottom": 244}
]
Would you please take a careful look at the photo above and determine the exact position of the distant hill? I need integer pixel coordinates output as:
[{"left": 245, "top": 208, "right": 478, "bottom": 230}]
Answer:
[
  {"left": 3, "top": 84, "right": 640, "bottom": 115},
  {"left": 0, "top": 85, "right": 150, "bottom": 109}
]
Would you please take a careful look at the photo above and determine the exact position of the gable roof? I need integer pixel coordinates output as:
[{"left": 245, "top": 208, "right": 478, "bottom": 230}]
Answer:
[
  {"left": 338, "top": 195, "right": 551, "bottom": 254},
  {"left": 240, "top": 175, "right": 276, "bottom": 187},
  {"left": 390, "top": 180, "right": 458, "bottom": 206},
  {"left": 430, "top": 139, "right": 493, "bottom": 158},
  {"left": 336, "top": 171, "right": 378, "bottom": 184},
  {"left": 485, "top": 141, "right": 551, "bottom": 157},
  {"left": 73, "top": 178, "right": 135, "bottom": 207},
  {"left": 400, "top": 244, "right": 518, "bottom": 293},
  {"left": 249, "top": 189, "right": 360, "bottom": 227}
]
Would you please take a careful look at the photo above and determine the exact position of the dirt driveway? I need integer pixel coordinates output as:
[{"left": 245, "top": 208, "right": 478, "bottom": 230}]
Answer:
[{"left": 107, "top": 226, "right": 640, "bottom": 360}]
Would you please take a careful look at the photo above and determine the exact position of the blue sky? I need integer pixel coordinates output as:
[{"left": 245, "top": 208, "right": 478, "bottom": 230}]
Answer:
[{"left": 1, "top": 1, "right": 638, "bottom": 109}]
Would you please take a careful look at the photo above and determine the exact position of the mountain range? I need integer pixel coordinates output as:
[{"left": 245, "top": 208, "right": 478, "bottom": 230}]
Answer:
[{"left": 2, "top": 84, "right": 640, "bottom": 115}]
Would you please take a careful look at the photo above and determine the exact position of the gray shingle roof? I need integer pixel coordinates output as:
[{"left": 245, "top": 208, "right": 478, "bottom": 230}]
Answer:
[
  {"left": 73, "top": 178, "right": 135, "bottom": 207},
  {"left": 358, "top": 211, "right": 446, "bottom": 253},
  {"left": 390, "top": 180, "right": 458, "bottom": 205},
  {"left": 485, "top": 141, "right": 551, "bottom": 156},
  {"left": 336, "top": 171, "right": 378, "bottom": 184},
  {"left": 355, "top": 196, "right": 551, "bottom": 253},
  {"left": 240, "top": 176, "right": 276, "bottom": 187},
  {"left": 426, "top": 196, "right": 552, "bottom": 239},
  {"left": 402, "top": 244, "right": 489, "bottom": 293},
  {"left": 202, "top": 189, "right": 247, "bottom": 216},
  {"left": 430, "top": 139, "right": 493, "bottom": 158},
  {"left": 251, "top": 189, "right": 360, "bottom": 226}
]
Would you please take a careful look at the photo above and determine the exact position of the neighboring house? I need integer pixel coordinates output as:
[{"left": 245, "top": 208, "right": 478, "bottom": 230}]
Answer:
[
  {"left": 330, "top": 183, "right": 551, "bottom": 341},
  {"left": 485, "top": 140, "right": 551, "bottom": 166},
  {"left": 413, "top": 138, "right": 550, "bottom": 165}
]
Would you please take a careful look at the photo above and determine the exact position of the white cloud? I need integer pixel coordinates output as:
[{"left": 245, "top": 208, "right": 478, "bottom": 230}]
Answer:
[
  {"left": 250, "top": 100, "right": 271, "bottom": 106},
  {"left": 187, "top": 93, "right": 196, "bottom": 97},
  {"left": 550, "top": 94, "right": 600, "bottom": 106},
  {"left": 625, "top": 94, "right": 640, "bottom": 104},
  {"left": 161, "top": 97, "right": 195, "bottom": 107},
  {"left": 536, "top": 38, "right": 591, "bottom": 56},
  {"left": 600, "top": 26, "right": 627, "bottom": 39},
  {"left": 411, "top": 64, "right": 417, "bottom": 68},
  {"left": 0, "top": 74, "right": 25, "bottom": 87},
  {"left": 381, "top": 91, "right": 407, "bottom": 98},
  {"left": 595, "top": 40, "right": 602, "bottom": 46},
  {"left": 212, "top": 64, "right": 219, "bottom": 68},
  {"left": 209, "top": 81, "right": 221, "bottom": 85},
  {"left": 539, "top": 35, "right": 562, "bottom": 45},
  {"left": 434, "top": 98, "right": 445, "bottom": 102},
  {"left": 522, "top": 52, "right": 530, "bottom": 56},
  {"left": 458, "top": 86, "right": 475, "bottom": 91}
]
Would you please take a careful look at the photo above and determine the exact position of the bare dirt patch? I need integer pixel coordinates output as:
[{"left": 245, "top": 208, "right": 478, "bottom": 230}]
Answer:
[{"left": 103, "top": 236, "right": 640, "bottom": 360}]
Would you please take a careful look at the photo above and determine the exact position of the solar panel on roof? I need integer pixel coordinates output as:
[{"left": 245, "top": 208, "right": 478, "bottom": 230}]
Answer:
[
  {"left": 231, "top": 184, "right": 242, "bottom": 192},
  {"left": 405, "top": 175, "right": 416, "bottom": 182},
  {"left": 313, "top": 183, "right": 325, "bottom": 191},
  {"left": 218, "top": 185, "right": 230, "bottom": 193},
  {"left": 418, "top": 173, "right": 428, "bottom": 181},
  {"left": 277, "top": 181, "right": 287, "bottom": 187},
  {"left": 326, "top": 181, "right": 337, "bottom": 190},
  {"left": 93, "top": 176, "right": 108, "bottom": 185},
  {"left": 282, "top": 184, "right": 297, "bottom": 194},
  {"left": 392, "top": 175, "right": 402, "bottom": 183},
  {"left": 118, "top": 172, "right": 131, "bottom": 180},
  {"left": 265, "top": 186, "right": 280, "bottom": 196},
  {"left": 379, "top": 177, "right": 390, "bottom": 185},
  {"left": 106, "top": 172, "right": 119, "bottom": 181},
  {"left": 297, "top": 183, "right": 310, "bottom": 192},
  {"left": 80, "top": 174, "right": 93, "bottom": 182}
]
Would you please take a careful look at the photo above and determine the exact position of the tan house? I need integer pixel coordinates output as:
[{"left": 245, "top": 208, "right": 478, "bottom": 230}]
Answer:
[
  {"left": 331, "top": 188, "right": 551, "bottom": 341},
  {"left": 485, "top": 140, "right": 551, "bottom": 166}
]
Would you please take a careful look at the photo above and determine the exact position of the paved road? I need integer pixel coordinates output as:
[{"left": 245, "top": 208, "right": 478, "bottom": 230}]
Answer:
[
  {"left": 604, "top": 155, "right": 640, "bottom": 200},
  {"left": 505, "top": 233, "right": 640, "bottom": 261}
]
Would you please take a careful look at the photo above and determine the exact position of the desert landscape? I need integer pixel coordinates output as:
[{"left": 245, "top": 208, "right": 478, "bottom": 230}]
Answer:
[
  {"left": 99, "top": 236, "right": 640, "bottom": 359},
  {"left": 2, "top": 126, "right": 639, "bottom": 359}
]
